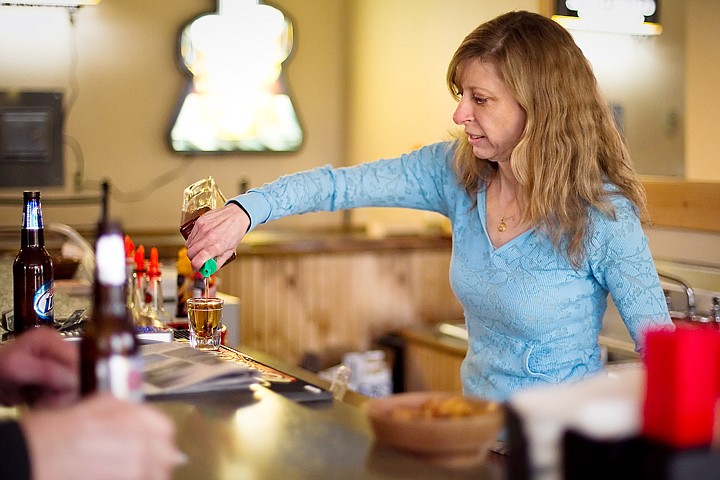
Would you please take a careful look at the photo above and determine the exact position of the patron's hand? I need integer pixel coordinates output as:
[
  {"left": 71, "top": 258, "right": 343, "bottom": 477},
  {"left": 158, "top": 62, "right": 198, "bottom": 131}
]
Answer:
[
  {"left": 0, "top": 327, "right": 78, "bottom": 408},
  {"left": 21, "top": 393, "right": 186, "bottom": 480}
]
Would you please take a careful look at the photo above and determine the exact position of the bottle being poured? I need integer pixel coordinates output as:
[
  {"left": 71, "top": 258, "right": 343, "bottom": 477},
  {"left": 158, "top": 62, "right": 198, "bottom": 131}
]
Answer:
[{"left": 180, "top": 176, "right": 236, "bottom": 279}]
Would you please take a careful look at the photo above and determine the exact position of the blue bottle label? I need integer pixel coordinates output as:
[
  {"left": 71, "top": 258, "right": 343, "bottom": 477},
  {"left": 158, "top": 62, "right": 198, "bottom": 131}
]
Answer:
[
  {"left": 22, "top": 199, "right": 43, "bottom": 230},
  {"left": 33, "top": 281, "right": 54, "bottom": 321}
]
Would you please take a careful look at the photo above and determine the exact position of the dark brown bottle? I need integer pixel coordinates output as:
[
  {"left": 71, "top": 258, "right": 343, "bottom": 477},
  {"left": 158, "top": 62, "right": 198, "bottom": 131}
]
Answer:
[
  {"left": 80, "top": 221, "right": 143, "bottom": 401},
  {"left": 13, "top": 191, "right": 54, "bottom": 333}
]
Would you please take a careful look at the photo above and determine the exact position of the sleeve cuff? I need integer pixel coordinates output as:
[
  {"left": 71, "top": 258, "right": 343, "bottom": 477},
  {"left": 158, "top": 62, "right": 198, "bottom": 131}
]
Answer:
[
  {"left": 225, "top": 191, "right": 271, "bottom": 232},
  {"left": 0, "top": 421, "right": 32, "bottom": 480}
]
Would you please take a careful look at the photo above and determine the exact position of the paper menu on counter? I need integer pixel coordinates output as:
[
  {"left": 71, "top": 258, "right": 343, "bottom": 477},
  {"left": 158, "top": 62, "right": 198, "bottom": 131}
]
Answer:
[{"left": 141, "top": 342, "right": 261, "bottom": 396}]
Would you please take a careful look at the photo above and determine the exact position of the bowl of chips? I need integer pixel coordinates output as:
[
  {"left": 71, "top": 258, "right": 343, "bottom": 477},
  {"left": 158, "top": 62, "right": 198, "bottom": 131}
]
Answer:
[{"left": 365, "top": 392, "right": 504, "bottom": 467}]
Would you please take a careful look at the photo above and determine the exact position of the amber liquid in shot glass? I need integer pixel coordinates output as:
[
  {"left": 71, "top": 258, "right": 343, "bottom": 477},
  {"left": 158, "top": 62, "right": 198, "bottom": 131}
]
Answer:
[{"left": 186, "top": 297, "right": 224, "bottom": 350}]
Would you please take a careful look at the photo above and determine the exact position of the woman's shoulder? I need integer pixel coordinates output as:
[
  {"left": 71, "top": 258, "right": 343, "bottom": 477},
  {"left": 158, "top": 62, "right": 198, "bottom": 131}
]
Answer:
[
  {"left": 601, "top": 182, "right": 636, "bottom": 211},
  {"left": 587, "top": 183, "right": 641, "bottom": 234},
  {"left": 395, "top": 140, "right": 460, "bottom": 179},
  {"left": 409, "top": 140, "right": 457, "bottom": 161}
]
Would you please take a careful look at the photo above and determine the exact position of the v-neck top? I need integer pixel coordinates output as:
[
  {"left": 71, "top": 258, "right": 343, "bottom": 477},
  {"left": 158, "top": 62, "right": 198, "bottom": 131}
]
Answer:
[
  {"left": 479, "top": 189, "right": 533, "bottom": 251},
  {"left": 229, "top": 141, "right": 671, "bottom": 401}
]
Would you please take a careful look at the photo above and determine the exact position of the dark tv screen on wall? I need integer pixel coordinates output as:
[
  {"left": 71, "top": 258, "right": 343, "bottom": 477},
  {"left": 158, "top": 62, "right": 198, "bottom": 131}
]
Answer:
[{"left": 0, "top": 91, "right": 64, "bottom": 187}]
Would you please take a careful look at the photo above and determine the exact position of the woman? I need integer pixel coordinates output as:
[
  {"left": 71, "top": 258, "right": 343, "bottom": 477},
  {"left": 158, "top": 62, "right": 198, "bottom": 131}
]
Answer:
[{"left": 185, "top": 11, "right": 671, "bottom": 401}]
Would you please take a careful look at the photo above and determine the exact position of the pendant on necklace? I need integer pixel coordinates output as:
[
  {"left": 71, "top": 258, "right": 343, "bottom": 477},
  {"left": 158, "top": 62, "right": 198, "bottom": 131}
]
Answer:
[{"left": 498, "top": 219, "right": 507, "bottom": 232}]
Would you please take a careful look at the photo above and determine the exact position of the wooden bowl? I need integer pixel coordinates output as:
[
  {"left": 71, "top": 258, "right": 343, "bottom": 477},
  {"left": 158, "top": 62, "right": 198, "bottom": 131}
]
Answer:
[{"left": 365, "top": 392, "right": 504, "bottom": 467}]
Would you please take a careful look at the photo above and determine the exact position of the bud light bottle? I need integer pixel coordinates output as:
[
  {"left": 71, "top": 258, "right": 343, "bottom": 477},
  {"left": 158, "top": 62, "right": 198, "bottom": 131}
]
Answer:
[{"left": 13, "top": 191, "right": 54, "bottom": 332}]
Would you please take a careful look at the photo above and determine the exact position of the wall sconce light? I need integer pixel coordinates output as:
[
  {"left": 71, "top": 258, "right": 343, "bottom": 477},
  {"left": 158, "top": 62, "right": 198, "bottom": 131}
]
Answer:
[
  {"left": 552, "top": 0, "right": 662, "bottom": 36},
  {"left": 169, "top": 0, "right": 303, "bottom": 154}
]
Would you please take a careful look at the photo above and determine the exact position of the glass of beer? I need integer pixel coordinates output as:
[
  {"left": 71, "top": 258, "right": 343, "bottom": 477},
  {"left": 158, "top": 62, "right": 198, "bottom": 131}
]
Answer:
[{"left": 186, "top": 297, "right": 224, "bottom": 350}]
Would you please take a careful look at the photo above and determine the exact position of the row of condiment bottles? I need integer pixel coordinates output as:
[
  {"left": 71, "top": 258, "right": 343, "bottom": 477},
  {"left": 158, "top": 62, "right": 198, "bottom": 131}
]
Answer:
[
  {"left": 121, "top": 237, "right": 217, "bottom": 327},
  {"left": 123, "top": 235, "right": 171, "bottom": 327}
]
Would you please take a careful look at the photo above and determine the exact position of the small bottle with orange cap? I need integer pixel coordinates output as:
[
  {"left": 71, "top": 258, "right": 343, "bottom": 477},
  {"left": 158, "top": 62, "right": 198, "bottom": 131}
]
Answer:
[{"left": 176, "top": 247, "right": 194, "bottom": 318}]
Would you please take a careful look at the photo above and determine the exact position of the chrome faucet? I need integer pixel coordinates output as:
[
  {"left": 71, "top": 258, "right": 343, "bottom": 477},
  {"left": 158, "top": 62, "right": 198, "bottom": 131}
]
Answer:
[
  {"left": 657, "top": 270, "right": 696, "bottom": 318},
  {"left": 711, "top": 297, "right": 720, "bottom": 323}
]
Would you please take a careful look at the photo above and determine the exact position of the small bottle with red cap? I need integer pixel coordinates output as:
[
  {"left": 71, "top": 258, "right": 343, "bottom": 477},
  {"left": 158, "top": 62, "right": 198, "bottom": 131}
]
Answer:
[{"left": 141, "top": 247, "right": 171, "bottom": 326}]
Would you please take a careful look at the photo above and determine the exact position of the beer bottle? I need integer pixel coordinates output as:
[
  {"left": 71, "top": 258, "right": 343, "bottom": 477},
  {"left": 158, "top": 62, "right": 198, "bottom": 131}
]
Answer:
[
  {"left": 13, "top": 191, "right": 54, "bottom": 333},
  {"left": 80, "top": 220, "right": 143, "bottom": 401}
]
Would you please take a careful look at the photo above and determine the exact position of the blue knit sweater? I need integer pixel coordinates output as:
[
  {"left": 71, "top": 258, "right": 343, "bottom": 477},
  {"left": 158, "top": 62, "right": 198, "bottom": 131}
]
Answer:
[{"left": 230, "top": 141, "right": 671, "bottom": 401}]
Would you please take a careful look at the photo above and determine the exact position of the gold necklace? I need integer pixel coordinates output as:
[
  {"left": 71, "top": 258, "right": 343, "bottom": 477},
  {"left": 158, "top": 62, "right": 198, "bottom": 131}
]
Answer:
[
  {"left": 497, "top": 209, "right": 520, "bottom": 232},
  {"left": 489, "top": 179, "right": 520, "bottom": 232}
]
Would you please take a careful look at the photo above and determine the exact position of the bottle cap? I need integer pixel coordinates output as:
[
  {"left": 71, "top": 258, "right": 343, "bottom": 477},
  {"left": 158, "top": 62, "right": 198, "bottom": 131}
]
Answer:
[
  {"left": 176, "top": 247, "right": 193, "bottom": 275},
  {"left": 199, "top": 258, "right": 217, "bottom": 278},
  {"left": 124, "top": 235, "right": 135, "bottom": 261},
  {"left": 148, "top": 247, "right": 161, "bottom": 278},
  {"left": 134, "top": 245, "right": 146, "bottom": 272}
]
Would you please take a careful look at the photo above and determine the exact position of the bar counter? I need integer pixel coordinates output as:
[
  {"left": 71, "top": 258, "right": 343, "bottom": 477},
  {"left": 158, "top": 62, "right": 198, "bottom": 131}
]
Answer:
[
  {"left": 0, "top": 333, "right": 506, "bottom": 479},
  {"left": 156, "top": 347, "right": 505, "bottom": 480}
]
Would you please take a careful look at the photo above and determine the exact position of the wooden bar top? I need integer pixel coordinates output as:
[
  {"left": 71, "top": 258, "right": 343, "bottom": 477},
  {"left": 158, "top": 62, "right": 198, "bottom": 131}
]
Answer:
[{"left": 156, "top": 381, "right": 505, "bottom": 480}]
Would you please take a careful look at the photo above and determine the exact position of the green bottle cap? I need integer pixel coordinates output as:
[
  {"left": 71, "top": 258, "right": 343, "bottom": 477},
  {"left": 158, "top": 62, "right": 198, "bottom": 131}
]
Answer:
[{"left": 199, "top": 257, "right": 218, "bottom": 278}]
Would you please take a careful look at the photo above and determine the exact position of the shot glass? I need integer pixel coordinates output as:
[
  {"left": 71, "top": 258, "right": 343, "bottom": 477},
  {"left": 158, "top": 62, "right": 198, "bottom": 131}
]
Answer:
[{"left": 186, "top": 297, "right": 224, "bottom": 350}]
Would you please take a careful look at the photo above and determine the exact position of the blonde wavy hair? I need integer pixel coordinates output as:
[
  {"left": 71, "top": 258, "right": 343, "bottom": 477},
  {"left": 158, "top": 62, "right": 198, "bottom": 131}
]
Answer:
[{"left": 446, "top": 10, "right": 646, "bottom": 268}]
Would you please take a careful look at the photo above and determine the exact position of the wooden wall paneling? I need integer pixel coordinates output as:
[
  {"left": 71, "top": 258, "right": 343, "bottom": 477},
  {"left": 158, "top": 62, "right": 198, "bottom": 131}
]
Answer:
[
  {"left": 220, "top": 246, "right": 462, "bottom": 368},
  {"left": 234, "top": 257, "right": 260, "bottom": 351},
  {"left": 353, "top": 252, "right": 382, "bottom": 346},
  {"left": 300, "top": 254, "right": 323, "bottom": 355},
  {"left": 281, "top": 257, "right": 300, "bottom": 363},
  {"left": 404, "top": 342, "right": 463, "bottom": 393},
  {"left": 410, "top": 249, "right": 463, "bottom": 323},
  {"left": 261, "top": 257, "right": 276, "bottom": 356},
  {"left": 336, "top": 253, "right": 359, "bottom": 351},
  {"left": 244, "top": 257, "right": 260, "bottom": 348},
  {"left": 277, "top": 256, "right": 297, "bottom": 361},
  {"left": 355, "top": 251, "right": 402, "bottom": 343},
  {"left": 353, "top": 251, "right": 394, "bottom": 349},
  {"left": 643, "top": 178, "right": 720, "bottom": 232},
  {"left": 389, "top": 252, "right": 415, "bottom": 326},
  {"left": 339, "top": 253, "right": 357, "bottom": 349},
  {"left": 220, "top": 256, "right": 245, "bottom": 348},
  {"left": 315, "top": 254, "right": 341, "bottom": 351},
  {"left": 295, "top": 255, "right": 314, "bottom": 359}
]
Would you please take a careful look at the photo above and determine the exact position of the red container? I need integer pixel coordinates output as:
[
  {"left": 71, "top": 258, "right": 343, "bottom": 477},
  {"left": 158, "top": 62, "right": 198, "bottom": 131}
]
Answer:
[{"left": 643, "top": 326, "right": 720, "bottom": 448}]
